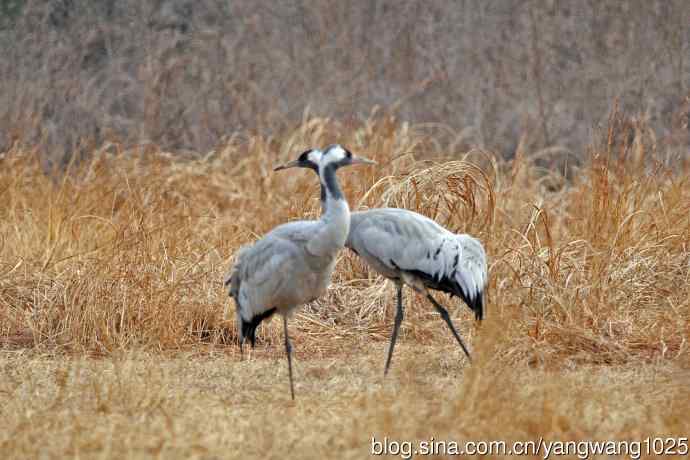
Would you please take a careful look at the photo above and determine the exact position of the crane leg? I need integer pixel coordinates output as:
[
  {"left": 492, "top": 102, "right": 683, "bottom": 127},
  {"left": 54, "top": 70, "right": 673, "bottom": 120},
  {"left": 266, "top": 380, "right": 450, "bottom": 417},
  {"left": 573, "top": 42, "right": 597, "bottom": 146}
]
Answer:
[
  {"left": 384, "top": 283, "right": 405, "bottom": 376},
  {"left": 426, "top": 293, "right": 473, "bottom": 363},
  {"left": 283, "top": 315, "right": 295, "bottom": 400}
]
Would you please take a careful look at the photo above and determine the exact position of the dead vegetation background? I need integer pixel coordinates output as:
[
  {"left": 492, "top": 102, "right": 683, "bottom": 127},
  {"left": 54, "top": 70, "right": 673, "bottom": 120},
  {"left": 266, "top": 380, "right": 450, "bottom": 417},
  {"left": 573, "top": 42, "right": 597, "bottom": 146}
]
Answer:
[
  {"left": 1, "top": 114, "right": 689, "bottom": 458},
  {"left": 1, "top": 0, "right": 688, "bottom": 161}
]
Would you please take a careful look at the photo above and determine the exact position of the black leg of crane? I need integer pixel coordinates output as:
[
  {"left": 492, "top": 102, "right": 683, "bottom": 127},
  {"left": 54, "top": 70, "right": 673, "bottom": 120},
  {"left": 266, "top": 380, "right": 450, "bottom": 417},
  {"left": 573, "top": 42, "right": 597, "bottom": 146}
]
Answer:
[
  {"left": 384, "top": 283, "right": 405, "bottom": 376},
  {"left": 239, "top": 338, "right": 244, "bottom": 360},
  {"left": 426, "top": 293, "right": 472, "bottom": 363},
  {"left": 283, "top": 316, "right": 295, "bottom": 400}
]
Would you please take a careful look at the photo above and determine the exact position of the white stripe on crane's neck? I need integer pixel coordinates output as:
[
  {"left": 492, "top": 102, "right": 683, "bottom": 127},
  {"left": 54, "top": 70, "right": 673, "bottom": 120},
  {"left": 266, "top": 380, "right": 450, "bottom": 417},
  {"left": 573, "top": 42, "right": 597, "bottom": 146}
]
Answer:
[
  {"left": 318, "top": 145, "right": 347, "bottom": 202},
  {"left": 318, "top": 161, "right": 350, "bottom": 225},
  {"left": 320, "top": 163, "right": 344, "bottom": 201},
  {"left": 311, "top": 146, "right": 350, "bottom": 251}
]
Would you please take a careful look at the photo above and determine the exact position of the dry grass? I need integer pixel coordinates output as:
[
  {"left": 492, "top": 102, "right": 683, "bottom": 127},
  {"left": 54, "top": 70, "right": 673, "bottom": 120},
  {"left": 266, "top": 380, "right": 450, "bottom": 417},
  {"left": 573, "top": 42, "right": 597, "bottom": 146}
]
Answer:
[
  {"left": 1, "top": 349, "right": 688, "bottom": 459},
  {"left": 1, "top": 115, "right": 689, "bottom": 458},
  {"left": 2, "top": 1, "right": 688, "bottom": 157}
]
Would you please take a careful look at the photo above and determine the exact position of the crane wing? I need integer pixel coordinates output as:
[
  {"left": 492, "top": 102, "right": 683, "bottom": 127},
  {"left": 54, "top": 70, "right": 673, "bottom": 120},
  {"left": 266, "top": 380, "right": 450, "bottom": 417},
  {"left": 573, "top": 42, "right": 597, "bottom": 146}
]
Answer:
[
  {"left": 349, "top": 209, "right": 487, "bottom": 319},
  {"left": 224, "top": 220, "right": 334, "bottom": 321}
]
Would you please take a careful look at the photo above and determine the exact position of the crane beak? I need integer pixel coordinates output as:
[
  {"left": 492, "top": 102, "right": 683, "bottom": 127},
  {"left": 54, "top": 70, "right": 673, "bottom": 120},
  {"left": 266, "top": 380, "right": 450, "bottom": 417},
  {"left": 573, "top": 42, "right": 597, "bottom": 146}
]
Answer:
[
  {"left": 350, "top": 155, "right": 377, "bottom": 166},
  {"left": 273, "top": 160, "right": 301, "bottom": 171}
]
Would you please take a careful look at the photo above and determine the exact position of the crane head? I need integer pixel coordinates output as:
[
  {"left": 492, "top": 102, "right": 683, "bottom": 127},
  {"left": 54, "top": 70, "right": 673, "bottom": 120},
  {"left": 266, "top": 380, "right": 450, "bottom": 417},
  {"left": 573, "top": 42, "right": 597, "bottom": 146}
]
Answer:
[
  {"left": 274, "top": 145, "right": 376, "bottom": 172},
  {"left": 321, "top": 144, "right": 376, "bottom": 169},
  {"left": 273, "top": 148, "right": 322, "bottom": 171}
]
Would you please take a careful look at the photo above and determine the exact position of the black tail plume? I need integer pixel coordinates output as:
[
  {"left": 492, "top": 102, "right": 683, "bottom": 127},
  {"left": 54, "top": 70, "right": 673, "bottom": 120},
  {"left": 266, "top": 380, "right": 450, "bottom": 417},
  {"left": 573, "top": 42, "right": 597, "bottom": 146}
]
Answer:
[
  {"left": 240, "top": 308, "right": 277, "bottom": 348},
  {"left": 455, "top": 284, "right": 483, "bottom": 321}
]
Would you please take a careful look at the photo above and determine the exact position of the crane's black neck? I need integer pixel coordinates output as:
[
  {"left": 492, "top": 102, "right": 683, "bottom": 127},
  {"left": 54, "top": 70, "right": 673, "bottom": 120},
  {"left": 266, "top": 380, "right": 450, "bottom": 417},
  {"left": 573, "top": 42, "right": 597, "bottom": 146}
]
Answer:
[
  {"left": 304, "top": 162, "right": 328, "bottom": 213},
  {"left": 319, "top": 182, "right": 327, "bottom": 208},
  {"left": 320, "top": 163, "right": 343, "bottom": 201}
]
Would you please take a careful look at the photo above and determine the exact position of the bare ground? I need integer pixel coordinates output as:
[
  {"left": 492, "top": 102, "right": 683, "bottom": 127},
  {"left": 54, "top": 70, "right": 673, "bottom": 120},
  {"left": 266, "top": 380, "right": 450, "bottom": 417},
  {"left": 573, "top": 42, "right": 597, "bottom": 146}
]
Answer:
[{"left": 1, "top": 116, "right": 689, "bottom": 458}]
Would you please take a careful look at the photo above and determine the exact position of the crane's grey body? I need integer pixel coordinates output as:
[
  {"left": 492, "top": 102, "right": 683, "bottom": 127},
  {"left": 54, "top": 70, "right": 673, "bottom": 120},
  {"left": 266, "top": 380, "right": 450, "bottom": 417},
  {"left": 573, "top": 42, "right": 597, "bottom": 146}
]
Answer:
[
  {"left": 293, "top": 149, "right": 487, "bottom": 373},
  {"left": 348, "top": 208, "right": 487, "bottom": 372},
  {"left": 349, "top": 208, "right": 486, "bottom": 309},
  {"left": 224, "top": 145, "right": 374, "bottom": 399},
  {"left": 227, "top": 203, "right": 348, "bottom": 325}
]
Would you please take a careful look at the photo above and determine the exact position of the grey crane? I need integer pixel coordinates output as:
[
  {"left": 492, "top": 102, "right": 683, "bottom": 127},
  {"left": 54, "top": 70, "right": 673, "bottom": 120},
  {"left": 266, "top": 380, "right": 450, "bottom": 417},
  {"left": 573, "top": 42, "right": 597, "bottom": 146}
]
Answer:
[
  {"left": 223, "top": 145, "right": 375, "bottom": 399},
  {"left": 275, "top": 150, "right": 487, "bottom": 374}
]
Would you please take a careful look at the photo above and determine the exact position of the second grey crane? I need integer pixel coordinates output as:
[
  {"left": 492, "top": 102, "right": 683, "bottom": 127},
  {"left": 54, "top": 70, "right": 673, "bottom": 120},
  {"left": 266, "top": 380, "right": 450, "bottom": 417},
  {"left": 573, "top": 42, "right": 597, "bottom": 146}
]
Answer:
[
  {"left": 223, "top": 145, "right": 375, "bottom": 399},
  {"left": 275, "top": 150, "right": 487, "bottom": 375}
]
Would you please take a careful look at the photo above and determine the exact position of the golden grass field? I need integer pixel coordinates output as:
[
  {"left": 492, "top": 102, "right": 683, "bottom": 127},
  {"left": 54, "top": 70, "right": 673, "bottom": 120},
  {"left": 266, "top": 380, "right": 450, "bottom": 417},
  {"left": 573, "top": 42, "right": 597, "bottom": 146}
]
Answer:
[{"left": 1, "top": 114, "right": 689, "bottom": 459}]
